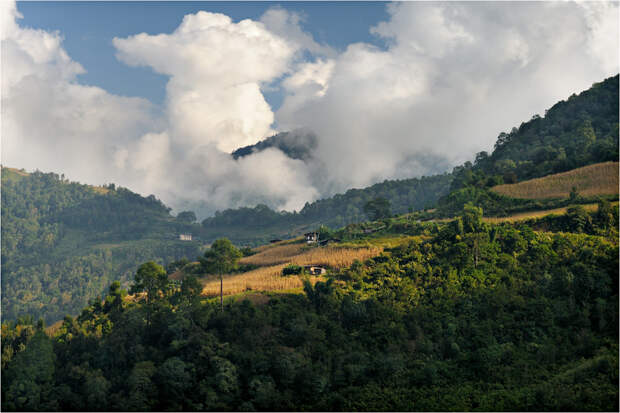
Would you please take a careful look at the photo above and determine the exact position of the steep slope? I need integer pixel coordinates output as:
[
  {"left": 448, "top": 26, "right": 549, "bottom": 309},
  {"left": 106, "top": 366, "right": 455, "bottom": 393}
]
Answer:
[
  {"left": 491, "top": 161, "right": 619, "bottom": 200},
  {"left": 3, "top": 74, "right": 617, "bottom": 321},
  {"left": 461, "top": 74, "right": 618, "bottom": 185},
  {"left": 440, "top": 75, "right": 619, "bottom": 215},
  {"left": 1, "top": 168, "right": 205, "bottom": 323},
  {"left": 205, "top": 75, "right": 619, "bottom": 239}
]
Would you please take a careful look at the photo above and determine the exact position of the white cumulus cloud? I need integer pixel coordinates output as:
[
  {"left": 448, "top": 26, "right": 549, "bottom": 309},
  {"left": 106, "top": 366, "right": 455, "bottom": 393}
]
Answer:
[
  {"left": 276, "top": 1, "right": 619, "bottom": 194},
  {"left": 113, "top": 11, "right": 296, "bottom": 152},
  {"left": 2, "top": 1, "right": 618, "bottom": 218},
  {"left": 1, "top": 0, "right": 157, "bottom": 188}
]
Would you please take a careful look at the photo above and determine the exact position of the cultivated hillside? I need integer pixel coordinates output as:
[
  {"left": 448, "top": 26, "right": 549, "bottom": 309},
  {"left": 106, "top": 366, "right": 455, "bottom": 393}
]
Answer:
[
  {"left": 491, "top": 161, "right": 619, "bottom": 200},
  {"left": 2, "top": 199, "right": 618, "bottom": 411}
]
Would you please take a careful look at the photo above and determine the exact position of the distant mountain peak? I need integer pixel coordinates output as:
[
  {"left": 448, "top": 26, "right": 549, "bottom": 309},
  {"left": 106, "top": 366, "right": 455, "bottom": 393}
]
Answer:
[{"left": 231, "top": 128, "right": 318, "bottom": 161}]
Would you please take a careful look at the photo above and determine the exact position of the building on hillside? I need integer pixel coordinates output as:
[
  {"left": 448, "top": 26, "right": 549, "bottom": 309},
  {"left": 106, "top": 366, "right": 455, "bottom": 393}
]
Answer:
[
  {"left": 304, "top": 265, "right": 326, "bottom": 275},
  {"left": 269, "top": 239, "right": 282, "bottom": 244},
  {"left": 179, "top": 234, "right": 192, "bottom": 241},
  {"left": 304, "top": 232, "right": 318, "bottom": 244}
]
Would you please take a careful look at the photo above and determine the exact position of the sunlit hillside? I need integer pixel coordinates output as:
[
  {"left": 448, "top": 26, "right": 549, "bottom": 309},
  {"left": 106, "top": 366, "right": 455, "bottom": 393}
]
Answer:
[
  {"left": 202, "top": 240, "right": 384, "bottom": 296},
  {"left": 491, "top": 161, "right": 619, "bottom": 200}
]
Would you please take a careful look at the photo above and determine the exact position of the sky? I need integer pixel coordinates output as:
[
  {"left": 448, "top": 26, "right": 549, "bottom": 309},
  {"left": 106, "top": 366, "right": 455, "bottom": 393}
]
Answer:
[
  {"left": 2, "top": 0, "right": 619, "bottom": 218},
  {"left": 15, "top": 1, "right": 390, "bottom": 108}
]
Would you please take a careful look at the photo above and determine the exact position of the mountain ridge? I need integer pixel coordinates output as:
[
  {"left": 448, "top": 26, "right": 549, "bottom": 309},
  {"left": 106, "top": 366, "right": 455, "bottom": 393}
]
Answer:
[{"left": 2, "top": 74, "right": 618, "bottom": 323}]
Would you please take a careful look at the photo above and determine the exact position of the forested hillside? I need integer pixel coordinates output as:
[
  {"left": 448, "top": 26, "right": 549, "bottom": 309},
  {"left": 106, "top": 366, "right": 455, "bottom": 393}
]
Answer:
[
  {"left": 205, "top": 75, "right": 618, "bottom": 240},
  {"left": 1, "top": 168, "right": 204, "bottom": 323},
  {"left": 482, "top": 74, "right": 618, "bottom": 180},
  {"left": 201, "top": 173, "right": 453, "bottom": 243},
  {"left": 2, "top": 204, "right": 617, "bottom": 411},
  {"left": 232, "top": 129, "right": 318, "bottom": 161},
  {"left": 486, "top": 75, "right": 619, "bottom": 180},
  {"left": 0, "top": 166, "right": 451, "bottom": 323},
  {"left": 3, "top": 74, "right": 617, "bottom": 324},
  {"left": 439, "top": 75, "right": 619, "bottom": 215},
  {"left": 1, "top": 72, "right": 618, "bottom": 412}
]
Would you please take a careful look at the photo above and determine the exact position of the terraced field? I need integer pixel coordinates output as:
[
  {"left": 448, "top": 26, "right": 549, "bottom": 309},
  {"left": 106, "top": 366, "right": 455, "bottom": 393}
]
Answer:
[
  {"left": 482, "top": 201, "right": 619, "bottom": 223},
  {"left": 491, "top": 162, "right": 619, "bottom": 199},
  {"left": 202, "top": 241, "right": 383, "bottom": 297}
]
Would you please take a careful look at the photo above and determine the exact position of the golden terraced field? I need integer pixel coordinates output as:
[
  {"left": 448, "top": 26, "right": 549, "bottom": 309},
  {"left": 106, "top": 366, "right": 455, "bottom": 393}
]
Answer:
[
  {"left": 202, "top": 242, "right": 383, "bottom": 297},
  {"left": 491, "top": 162, "right": 618, "bottom": 199}
]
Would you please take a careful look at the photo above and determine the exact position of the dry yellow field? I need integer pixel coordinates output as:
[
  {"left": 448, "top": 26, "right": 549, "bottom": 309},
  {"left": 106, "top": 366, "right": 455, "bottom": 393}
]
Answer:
[
  {"left": 201, "top": 265, "right": 323, "bottom": 297},
  {"left": 90, "top": 186, "right": 110, "bottom": 195},
  {"left": 241, "top": 243, "right": 305, "bottom": 265},
  {"left": 481, "top": 202, "right": 619, "bottom": 223},
  {"left": 241, "top": 243, "right": 382, "bottom": 268},
  {"left": 205, "top": 242, "right": 383, "bottom": 297},
  {"left": 491, "top": 162, "right": 619, "bottom": 199},
  {"left": 291, "top": 246, "right": 383, "bottom": 267}
]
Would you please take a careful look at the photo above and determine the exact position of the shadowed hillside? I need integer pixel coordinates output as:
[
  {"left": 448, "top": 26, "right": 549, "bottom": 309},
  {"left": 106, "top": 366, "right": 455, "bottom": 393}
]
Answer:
[{"left": 1, "top": 167, "right": 206, "bottom": 323}]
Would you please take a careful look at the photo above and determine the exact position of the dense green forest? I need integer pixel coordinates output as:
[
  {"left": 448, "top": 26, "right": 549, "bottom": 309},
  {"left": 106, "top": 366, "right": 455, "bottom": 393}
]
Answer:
[
  {"left": 1, "top": 73, "right": 618, "bottom": 411},
  {"left": 439, "top": 75, "right": 619, "bottom": 215},
  {"left": 201, "top": 173, "right": 453, "bottom": 242},
  {"left": 480, "top": 74, "right": 618, "bottom": 180},
  {"left": 232, "top": 129, "right": 318, "bottom": 161},
  {"left": 2, "top": 204, "right": 617, "bottom": 411},
  {"left": 0, "top": 166, "right": 452, "bottom": 323},
  {"left": 1, "top": 168, "right": 204, "bottom": 323}
]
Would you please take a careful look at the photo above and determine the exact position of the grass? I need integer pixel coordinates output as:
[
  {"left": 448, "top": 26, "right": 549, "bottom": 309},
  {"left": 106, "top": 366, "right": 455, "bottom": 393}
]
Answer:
[
  {"left": 203, "top": 241, "right": 384, "bottom": 297},
  {"left": 482, "top": 201, "right": 619, "bottom": 223},
  {"left": 338, "top": 235, "right": 421, "bottom": 249},
  {"left": 241, "top": 243, "right": 383, "bottom": 268},
  {"left": 3, "top": 167, "right": 29, "bottom": 178},
  {"left": 241, "top": 243, "right": 305, "bottom": 265},
  {"left": 201, "top": 264, "right": 323, "bottom": 297},
  {"left": 228, "top": 292, "right": 273, "bottom": 306},
  {"left": 45, "top": 319, "right": 64, "bottom": 336},
  {"left": 491, "top": 161, "right": 619, "bottom": 200},
  {"left": 252, "top": 237, "right": 304, "bottom": 253}
]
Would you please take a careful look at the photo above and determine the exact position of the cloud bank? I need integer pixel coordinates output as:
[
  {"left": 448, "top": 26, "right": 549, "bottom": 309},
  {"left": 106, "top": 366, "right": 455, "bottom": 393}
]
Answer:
[
  {"left": 277, "top": 1, "right": 619, "bottom": 192},
  {"left": 1, "top": 1, "right": 618, "bottom": 218}
]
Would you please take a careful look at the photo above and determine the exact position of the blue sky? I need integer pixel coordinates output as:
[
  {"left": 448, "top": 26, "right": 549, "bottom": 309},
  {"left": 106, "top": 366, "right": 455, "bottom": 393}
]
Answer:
[{"left": 17, "top": 1, "right": 389, "bottom": 108}]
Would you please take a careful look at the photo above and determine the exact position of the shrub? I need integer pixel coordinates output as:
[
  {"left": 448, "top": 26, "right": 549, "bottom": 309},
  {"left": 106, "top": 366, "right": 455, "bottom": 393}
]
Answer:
[{"left": 282, "top": 264, "right": 303, "bottom": 276}]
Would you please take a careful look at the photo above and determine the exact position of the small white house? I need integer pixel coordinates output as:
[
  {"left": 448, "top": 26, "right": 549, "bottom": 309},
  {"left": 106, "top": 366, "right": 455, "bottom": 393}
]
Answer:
[
  {"left": 304, "top": 232, "right": 318, "bottom": 244},
  {"left": 179, "top": 234, "right": 192, "bottom": 241},
  {"left": 304, "top": 265, "right": 327, "bottom": 275}
]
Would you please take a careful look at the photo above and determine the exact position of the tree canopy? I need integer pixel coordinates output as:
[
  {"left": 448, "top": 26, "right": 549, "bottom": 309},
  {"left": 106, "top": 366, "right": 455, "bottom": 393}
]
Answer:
[
  {"left": 2, "top": 207, "right": 617, "bottom": 411},
  {"left": 363, "top": 197, "right": 392, "bottom": 221},
  {"left": 199, "top": 239, "right": 242, "bottom": 275}
]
